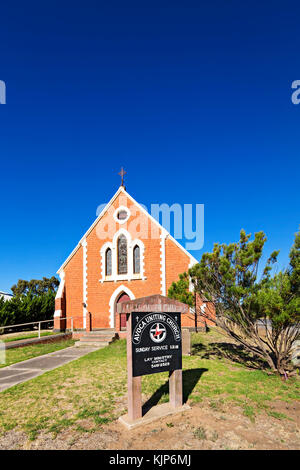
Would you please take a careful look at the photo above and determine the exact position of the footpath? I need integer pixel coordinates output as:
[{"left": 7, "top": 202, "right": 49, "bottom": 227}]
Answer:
[{"left": 0, "top": 345, "right": 98, "bottom": 392}]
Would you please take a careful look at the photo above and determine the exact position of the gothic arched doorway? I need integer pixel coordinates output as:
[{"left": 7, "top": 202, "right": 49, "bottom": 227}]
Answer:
[{"left": 116, "top": 292, "right": 130, "bottom": 330}]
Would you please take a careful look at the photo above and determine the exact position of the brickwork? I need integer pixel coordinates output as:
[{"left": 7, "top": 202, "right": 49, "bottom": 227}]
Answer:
[
  {"left": 64, "top": 245, "right": 83, "bottom": 329},
  {"left": 55, "top": 188, "right": 215, "bottom": 331}
]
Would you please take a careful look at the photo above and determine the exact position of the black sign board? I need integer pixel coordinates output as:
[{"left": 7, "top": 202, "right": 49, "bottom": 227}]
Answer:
[{"left": 131, "top": 311, "right": 182, "bottom": 377}]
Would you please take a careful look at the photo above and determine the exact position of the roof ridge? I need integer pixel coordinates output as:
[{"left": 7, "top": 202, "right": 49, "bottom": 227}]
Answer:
[{"left": 57, "top": 186, "right": 198, "bottom": 273}]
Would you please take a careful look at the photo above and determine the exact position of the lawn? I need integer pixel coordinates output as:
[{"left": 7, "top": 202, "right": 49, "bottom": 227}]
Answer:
[
  {"left": 1, "top": 331, "right": 58, "bottom": 343},
  {"left": 0, "top": 339, "right": 75, "bottom": 369},
  {"left": 0, "top": 328, "right": 298, "bottom": 440}
]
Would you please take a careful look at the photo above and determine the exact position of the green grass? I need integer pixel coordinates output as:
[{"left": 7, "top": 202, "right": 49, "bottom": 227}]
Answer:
[
  {"left": 188, "top": 329, "right": 299, "bottom": 421},
  {"left": 193, "top": 426, "right": 207, "bottom": 440},
  {"left": 0, "top": 328, "right": 298, "bottom": 439},
  {"left": 267, "top": 410, "right": 289, "bottom": 420},
  {"left": 243, "top": 404, "right": 256, "bottom": 422},
  {"left": 2, "top": 331, "right": 57, "bottom": 343},
  {"left": 0, "top": 339, "right": 75, "bottom": 368},
  {"left": 0, "top": 340, "right": 127, "bottom": 439}
]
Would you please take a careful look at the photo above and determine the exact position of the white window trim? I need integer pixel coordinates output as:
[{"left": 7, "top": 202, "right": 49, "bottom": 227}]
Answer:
[
  {"left": 132, "top": 238, "right": 145, "bottom": 280},
  {"left": 57, "top": 185, "right": 198, "bottom": 276},
  {"left": 109, "top": 285, "right": 135, "bottom": 328},
  {"left": 113, "top": 228, "right": 132, "bottom": 281},
  {"left": 100, "top": 241, "right": 113, "bottom": 282},
  {"left": 99, "top": 228, "right": 146, "bottom": 282},
  {"left": 113, "top": 205, "right": 131, "bottom": 225}
]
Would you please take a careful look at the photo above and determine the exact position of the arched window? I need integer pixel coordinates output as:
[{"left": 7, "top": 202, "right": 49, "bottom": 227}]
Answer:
[
  {"left": 133, "top": 245, "right": 140, "bottom": 274},
  {"left": 117, "top": 235, "right": 127, "bottom": 274},
  {"left": 105, "top": 248, "right": 112, "bottom": 276}
]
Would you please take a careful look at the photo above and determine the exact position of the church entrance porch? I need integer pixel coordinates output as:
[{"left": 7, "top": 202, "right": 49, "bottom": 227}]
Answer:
[
  {"left": 74, "top": 329, "right": 117, "bottom": 348},
  {"left": 116, "top": 293, "right": 130, "bottom": 330},
  {"left": 109, "top": 285, "right": 135, "bottom": 331}
]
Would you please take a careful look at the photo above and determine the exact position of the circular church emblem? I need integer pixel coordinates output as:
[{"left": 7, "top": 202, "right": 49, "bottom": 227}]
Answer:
[{"left": 149, "top": 323, "right": 167, "bottom": 343}]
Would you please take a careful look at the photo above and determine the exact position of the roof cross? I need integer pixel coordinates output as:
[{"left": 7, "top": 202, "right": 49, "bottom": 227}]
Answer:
[{"left": 118, "top": 167, "right": 127, "bottom": 188}]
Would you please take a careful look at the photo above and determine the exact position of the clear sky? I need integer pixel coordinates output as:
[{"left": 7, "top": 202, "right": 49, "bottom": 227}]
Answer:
[{"left": 0, "top": 1, "right": 299, "bottom": 293}]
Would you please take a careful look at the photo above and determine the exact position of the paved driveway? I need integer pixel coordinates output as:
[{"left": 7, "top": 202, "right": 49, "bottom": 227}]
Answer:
[{"left": 0, "top": 346, "right": 98, "bottom": 392}]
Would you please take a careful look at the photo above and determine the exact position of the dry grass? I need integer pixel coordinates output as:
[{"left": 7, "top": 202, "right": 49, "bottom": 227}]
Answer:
[{"left": 0, "top": 328, "right": 298, "bottom": 441}]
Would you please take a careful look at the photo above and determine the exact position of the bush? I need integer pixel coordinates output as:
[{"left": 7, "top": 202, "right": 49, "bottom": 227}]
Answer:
[{"left": 0, "top": 282, "right": 57, "bottom": 330}]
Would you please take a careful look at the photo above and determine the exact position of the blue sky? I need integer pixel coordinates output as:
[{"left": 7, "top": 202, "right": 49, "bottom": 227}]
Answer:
[{"left": 0, "top": 1, "right": 299, "bottom": 293}]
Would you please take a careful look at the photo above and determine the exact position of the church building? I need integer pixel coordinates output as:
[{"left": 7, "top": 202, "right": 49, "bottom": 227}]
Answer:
[{"left": 54, "top": 179, "right": 206, "bottom": 334}]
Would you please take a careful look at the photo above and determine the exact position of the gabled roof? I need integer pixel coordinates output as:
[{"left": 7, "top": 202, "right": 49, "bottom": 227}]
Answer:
[{"left": 57, "top": 186, "right": 198, "bottom": 273}]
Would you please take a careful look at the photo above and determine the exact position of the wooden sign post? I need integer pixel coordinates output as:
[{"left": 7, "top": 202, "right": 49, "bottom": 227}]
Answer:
[
  {"left": 127, "top": 312, "right": 142, "bottom": 421},
  {"left": 118, "top": 294, "right": 190, "bottom": 428}
]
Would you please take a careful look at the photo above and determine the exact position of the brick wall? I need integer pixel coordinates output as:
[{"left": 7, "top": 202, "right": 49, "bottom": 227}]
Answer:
[
  {"left": 64, "top": 245, "right": 83, "bottom": 329},
  {"left": 86, "top": 192, "right": 163, "bottom": 329},
  {"left": 58, "top": 189, "right": 215, "bottom": 330}
]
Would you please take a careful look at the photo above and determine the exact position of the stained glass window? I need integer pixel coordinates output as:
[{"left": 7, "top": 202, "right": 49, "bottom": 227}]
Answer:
[
  {"left": 133, "top": 245, "right": 140, "bottom": 274},
  {"left": 105, "top": 248, "right": 112, "bottom": 276},
  {"left": 117, "top": 210, "right": 127, "bottom": 220},
  {"left": 118, "top": 235, "right": 127, "bottom": 274}
]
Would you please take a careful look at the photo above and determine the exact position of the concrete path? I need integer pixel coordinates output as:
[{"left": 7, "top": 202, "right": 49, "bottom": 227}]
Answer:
[{"left": 0, "top": 346, "right": 98, "bottom": 392}]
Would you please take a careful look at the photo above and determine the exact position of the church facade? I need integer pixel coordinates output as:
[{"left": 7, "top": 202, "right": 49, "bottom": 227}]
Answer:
[{"left": 54, "top": 185, "right": 206, "bottom": 333}]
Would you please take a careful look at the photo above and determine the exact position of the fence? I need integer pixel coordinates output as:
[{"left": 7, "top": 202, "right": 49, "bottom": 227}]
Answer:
[{"left": 0, "top": 317, "right": 74, "bottom": 339}]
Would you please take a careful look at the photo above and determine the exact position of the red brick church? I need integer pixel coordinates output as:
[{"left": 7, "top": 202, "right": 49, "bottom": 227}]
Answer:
[{"left": 54, "top": 180, "right": 208, "bottom": 334}]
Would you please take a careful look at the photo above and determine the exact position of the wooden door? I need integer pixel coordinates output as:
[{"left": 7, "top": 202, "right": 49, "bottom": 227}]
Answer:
[{"left": 117, "top": 293, "right": 130, "bottom": 329}]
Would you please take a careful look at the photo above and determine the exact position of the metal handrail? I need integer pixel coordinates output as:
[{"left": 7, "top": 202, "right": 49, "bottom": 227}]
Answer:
[{"left": 0, "top": 316, "right": 74, "bottom": 338}]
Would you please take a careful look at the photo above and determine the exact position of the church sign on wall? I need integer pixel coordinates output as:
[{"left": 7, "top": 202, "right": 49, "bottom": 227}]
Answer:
[{"left": 131, "top": 312, "right": 182, "bottom": 377}]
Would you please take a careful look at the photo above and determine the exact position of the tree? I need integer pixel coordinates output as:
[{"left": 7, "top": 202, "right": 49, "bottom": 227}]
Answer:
[
  {"left": 168, "top": 273, "right": 197, "bottom": 330},
  {"left": 0, "top": 277, "right": 59, "bottom": 329},
  {"left": 251, "top": 230, "right": 300, "bottom": 373},
  {"left": 11, "top": 276, "right": 59, "bottom": 297},
  {"left": 168, "top": 272, "right": 207, "bottom": 332},
  {"left": 188, "top": 229, "right": 300, "bottom": 375},
  {"left": 168, "top": 272, "right": 193, "bottom": 307}
]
